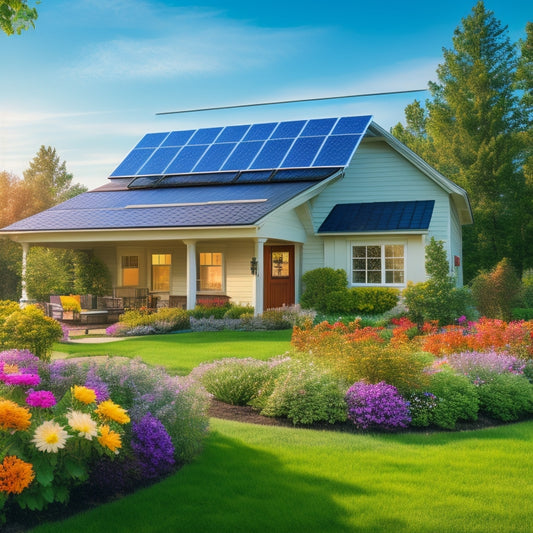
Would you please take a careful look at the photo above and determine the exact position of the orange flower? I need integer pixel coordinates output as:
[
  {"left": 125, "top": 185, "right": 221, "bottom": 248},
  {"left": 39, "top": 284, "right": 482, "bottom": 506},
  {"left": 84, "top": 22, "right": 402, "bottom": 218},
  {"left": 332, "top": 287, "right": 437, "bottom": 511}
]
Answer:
[
  {"left": 2, "top": 364, "right": 19, "bottom": 374},
  {"left": 0, "top": 456, "right": 35, "bottom": 494},
  {"left": 72, "top": 385, "right": 97, "bottom": 405},
  {"left": 98, "top": 424, "right": 121, "bottom": 453},
  {"left": 0, "top": 399, "right": 32, "bottom": 431},
  {"left": 95, "top": 400, "right": 130, "bottom": 425}
]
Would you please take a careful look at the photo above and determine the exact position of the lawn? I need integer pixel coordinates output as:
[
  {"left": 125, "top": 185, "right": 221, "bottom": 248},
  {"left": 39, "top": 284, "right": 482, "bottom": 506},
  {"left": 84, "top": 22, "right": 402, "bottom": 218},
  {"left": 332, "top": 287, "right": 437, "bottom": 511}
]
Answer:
[
  {"left": 33, "top": 330, "right": 533, "bottom": 532},
  {"left": 30, "top": 419, "right": 533, "bottom": 533},
  {"left": 53, "top": 330, "right": 293, "bottom": 375}
]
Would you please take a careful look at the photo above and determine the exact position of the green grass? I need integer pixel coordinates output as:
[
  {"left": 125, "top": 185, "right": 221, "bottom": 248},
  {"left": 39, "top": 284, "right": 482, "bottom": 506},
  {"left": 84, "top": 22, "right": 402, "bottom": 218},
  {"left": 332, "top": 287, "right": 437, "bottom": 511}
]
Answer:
[
  {"left": 53, "top": 330, "right": 293, "bottom": 375},
  {"left": 30, "top": 419, "right": 533, "bottom": 533}
]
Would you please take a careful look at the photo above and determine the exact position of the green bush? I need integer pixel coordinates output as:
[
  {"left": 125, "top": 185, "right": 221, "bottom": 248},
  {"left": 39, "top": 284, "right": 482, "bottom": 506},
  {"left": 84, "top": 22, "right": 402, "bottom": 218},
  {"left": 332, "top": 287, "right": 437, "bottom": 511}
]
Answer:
[
  {"left": 189, "top": 304, "right": 230, "bottom": 319},
  {"left": 260, "top": 360, "right": 348, "bottom": 425},
  {"left": 352, "top": 287, "right": 400, "bottom": 314},
  {"left": 0, "top": 304, "right": 63, "bottom": 360},
  {"left": 324, "top": 289, "right": 354, "bottom": 314},
  {"left": 428, "top": 371, "right": 479, "bottom": 429},
  {"left": 477, "top": 374, "right": 533, "bottom": 421},
  {"left": 119, "top": 307, "right": 190, "bottom": 332},
  {"left": 471, "top": 258, "right": 522, "bottom": 320},
  {"left": 511, "top": 308, "right": 533, "bottom": 321},
  {"left": 195, "top": 358, "right": 270, "bottom": 405},
  {"left": 300, "top": 268, "right": 347, "bottom": 311},
  {"left": 223, "top": 305, "right": 255, "bottom": 319},
  {"left": 73, "top": 251, "right": 112, "bottom": 297}
]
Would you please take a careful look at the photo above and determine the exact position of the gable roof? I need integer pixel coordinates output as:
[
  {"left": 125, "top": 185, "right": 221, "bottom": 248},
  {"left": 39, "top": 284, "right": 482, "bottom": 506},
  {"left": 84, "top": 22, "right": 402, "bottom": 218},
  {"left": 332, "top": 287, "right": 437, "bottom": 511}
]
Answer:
[{"left": 318, "top": 200, "right": 435, "bottom": 233}]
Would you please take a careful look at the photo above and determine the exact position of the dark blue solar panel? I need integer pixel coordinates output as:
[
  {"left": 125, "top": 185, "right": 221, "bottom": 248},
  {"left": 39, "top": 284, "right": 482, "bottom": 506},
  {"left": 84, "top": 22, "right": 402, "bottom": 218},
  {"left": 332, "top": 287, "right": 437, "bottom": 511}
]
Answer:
[
  {"left": 250, "top": 139, "right": 294, "bottom": 169},
  {"left": 165, "top": 145, "right": 209, "bottom": 174},
  {"left": 128, "top": 176, "right": 161, "bottom": 188},
  {"left": 236, "top": 171, "right": 273, "bottom": 183},
  {"left": 158, "top": 173, "right": 238, "bottom": 187},
  {"left": 135, "top": 132, "right": 169, "bottom": 148},
  {"left": 188, "top": 127, "right": 223, "bottom": 145},
  {"left": 271, "top": 120, "right": 306, "bottom": 139},
  {"left": 332, "top": 115, "right": 372, "bottom": 135},
  {"left": 138, "top": 147, "right": 181, "bottom": 175},
  {"left": 193, "top": 143, "right": 236, "bottom": 172},
  {"left": 282, "top": 136, "right": 325, "bottom": 167},
  {"left": 243, "top": 123, "right": 277, "bottom": 141},
  {"left": 222, "top": 141, "right": 264, "bottom": 170},
  {"left": 271, "top": 168, "right": 339, "bottom": 181},
  {"left": 216, "top": 125, "right": 250, "bottom": 143},
  {"left": 313, "top": 134, "right": 361, "bottom": 167},
  {"left": 301, "top": 118, "right": 336, "bottom": 137},
  {"left": 161, "top": 130, "right": 195, "bottom": 147},
  {"left": 111, "top": 148, "right": 155, "bottom": 176}
]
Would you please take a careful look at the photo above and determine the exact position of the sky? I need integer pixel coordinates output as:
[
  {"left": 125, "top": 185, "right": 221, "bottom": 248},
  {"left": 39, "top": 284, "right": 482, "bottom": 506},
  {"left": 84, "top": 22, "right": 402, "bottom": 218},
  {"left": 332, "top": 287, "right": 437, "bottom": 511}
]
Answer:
[{"left": 0, "top": 0, "right": 530, "bottom": 190}]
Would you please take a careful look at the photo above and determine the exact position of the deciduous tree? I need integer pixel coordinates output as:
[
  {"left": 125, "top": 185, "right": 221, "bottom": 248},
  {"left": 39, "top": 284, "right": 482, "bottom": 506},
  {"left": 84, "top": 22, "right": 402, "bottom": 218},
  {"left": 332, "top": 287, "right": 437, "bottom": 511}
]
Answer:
[{"left": 0, "top": 0, "right": 38, "bottom": 35}]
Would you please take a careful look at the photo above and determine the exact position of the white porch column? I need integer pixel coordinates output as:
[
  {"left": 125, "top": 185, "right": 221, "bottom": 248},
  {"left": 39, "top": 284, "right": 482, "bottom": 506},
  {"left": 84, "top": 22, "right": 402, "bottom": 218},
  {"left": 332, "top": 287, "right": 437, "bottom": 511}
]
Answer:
[
  {"left": 253, "top": 238, "right": 266, "bottom": 316},
  {"left": 183, "top": 240, "right": 197, "bottom": 310},
  {"left": 20, "top": 243, "right": 30, "bottom": 307}
]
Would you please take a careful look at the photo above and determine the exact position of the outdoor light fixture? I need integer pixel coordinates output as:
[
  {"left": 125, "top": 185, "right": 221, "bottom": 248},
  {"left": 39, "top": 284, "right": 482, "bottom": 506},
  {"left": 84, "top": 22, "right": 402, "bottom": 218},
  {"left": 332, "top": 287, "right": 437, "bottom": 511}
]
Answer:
[{"left": 250, "top": 257, "right": 258, "bottom": 275}]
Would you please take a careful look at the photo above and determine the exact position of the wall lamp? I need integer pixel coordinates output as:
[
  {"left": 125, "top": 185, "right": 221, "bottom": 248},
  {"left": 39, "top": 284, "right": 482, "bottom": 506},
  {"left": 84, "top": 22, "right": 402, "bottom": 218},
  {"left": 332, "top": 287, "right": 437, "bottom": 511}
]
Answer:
[{"left": 250, "top": 257, "right": 258, "bottom": 275}]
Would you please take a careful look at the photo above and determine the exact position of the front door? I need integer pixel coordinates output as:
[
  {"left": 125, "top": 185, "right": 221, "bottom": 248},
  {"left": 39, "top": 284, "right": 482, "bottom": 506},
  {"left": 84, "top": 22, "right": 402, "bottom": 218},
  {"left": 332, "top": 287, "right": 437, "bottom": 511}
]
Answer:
[{"left": 264, "top": 245, "right": 295, "bottom": 309}]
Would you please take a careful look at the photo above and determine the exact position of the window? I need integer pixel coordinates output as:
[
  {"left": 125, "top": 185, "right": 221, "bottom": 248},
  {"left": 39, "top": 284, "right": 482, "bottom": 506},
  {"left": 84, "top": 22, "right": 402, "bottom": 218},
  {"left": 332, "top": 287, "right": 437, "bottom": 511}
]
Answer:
[
  {"left": 152, "top": 254, "right": 171, "bottom": 291},
  {"left": 199, "top": 252, "right": 223, "bottom": 291},
  {"left": 271, "top": 251, "right": 290, "bottom": 278},
  {"left": 121, "top": 256, "right": 139, "bottom": 286},
  {"left": 352, "top": 244, "right": 404, "bottom": 285}
]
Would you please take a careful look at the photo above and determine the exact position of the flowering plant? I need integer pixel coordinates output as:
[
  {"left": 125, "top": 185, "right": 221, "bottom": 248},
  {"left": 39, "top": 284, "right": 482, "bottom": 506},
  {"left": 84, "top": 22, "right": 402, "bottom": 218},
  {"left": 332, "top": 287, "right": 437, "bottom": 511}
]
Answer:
[{"left": 0, "top": 350, "right": 129, "bottom": 522}]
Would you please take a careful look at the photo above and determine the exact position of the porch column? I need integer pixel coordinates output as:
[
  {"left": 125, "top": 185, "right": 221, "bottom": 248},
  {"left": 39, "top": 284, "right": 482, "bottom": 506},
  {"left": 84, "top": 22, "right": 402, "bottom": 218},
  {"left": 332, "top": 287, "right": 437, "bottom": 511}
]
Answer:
[
  {"left": 253, "top": 238, "right": 266, "bottom": 316},
  {"left": 183, "top": 240, "right": 197, "bottom": 310},
  {"left": 20, "top": 242, "right": 30, "bottom": 307}
]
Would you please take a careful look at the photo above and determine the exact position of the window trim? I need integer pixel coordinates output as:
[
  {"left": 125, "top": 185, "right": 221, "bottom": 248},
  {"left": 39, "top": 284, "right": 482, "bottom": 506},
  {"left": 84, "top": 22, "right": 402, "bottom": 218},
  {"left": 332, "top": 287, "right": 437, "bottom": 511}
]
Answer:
[{"left": 349, "top": 241, "right": 407, "bottom": 287}]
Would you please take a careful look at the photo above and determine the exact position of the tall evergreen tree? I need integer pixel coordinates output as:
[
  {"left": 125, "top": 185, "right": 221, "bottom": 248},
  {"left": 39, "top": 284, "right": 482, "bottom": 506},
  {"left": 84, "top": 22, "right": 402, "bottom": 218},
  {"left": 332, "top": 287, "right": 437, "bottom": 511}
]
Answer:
[{"left": 392, "top": 2, "right": 532, "bottom": 281}]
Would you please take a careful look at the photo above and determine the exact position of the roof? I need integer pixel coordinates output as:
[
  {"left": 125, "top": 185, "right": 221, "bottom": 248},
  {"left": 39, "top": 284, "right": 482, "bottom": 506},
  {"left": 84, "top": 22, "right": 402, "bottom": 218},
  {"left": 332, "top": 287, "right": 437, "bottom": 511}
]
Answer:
[{"left": 318, "top": 200, "right": 435, "bottom": 233}]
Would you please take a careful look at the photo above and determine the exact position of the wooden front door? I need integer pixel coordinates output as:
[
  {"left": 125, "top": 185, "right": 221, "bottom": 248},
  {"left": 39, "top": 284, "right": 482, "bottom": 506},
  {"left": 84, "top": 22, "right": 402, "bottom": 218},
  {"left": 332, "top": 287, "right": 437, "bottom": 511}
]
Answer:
[{"left": 264, "top": 245, "right": 295, "bottom": 309}]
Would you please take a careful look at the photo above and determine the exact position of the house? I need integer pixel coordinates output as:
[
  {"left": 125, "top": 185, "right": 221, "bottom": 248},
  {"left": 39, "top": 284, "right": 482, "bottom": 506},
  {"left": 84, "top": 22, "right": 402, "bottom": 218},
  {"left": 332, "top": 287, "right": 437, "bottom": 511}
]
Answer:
[{"left": 0, "top": 115, "right": 472, "bottom": 313}]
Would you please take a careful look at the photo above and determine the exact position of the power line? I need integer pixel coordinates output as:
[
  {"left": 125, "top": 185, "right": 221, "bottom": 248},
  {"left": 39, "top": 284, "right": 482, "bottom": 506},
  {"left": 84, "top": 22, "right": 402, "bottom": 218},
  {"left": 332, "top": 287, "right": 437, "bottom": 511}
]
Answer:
[{"left": 155, "top": 88, "right": 428, "bottom": 116}]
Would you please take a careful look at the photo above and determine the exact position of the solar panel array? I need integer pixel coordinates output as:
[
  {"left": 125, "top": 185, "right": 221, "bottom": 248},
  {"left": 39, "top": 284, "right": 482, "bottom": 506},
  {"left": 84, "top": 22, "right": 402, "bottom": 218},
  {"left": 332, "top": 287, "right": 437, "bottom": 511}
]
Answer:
[{"left": 110, "top": 116, "right": 373, "bottom": 180}]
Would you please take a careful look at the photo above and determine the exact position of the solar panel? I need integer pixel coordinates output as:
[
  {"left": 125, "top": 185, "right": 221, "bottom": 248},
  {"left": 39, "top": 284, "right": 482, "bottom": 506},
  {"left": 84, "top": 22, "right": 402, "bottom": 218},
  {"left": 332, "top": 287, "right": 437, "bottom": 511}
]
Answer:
[{"left": 110, "top": 115, "right": 372, "bottom": 177}]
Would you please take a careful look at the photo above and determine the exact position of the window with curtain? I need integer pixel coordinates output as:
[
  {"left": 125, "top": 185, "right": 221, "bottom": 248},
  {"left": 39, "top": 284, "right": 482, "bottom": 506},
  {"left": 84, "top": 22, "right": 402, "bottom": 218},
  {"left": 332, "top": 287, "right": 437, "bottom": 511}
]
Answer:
[
  {"left": 152, "top": 254, "right": 171, "bottom": 291},
  {"left": 199, "top": 252, "right": 223, "bottom": 291}
]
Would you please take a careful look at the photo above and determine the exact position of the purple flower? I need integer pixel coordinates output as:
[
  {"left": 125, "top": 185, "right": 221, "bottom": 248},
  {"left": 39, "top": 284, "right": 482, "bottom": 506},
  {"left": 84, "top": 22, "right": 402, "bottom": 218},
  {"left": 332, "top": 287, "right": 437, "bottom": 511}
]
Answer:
[
  {"left": 131, "top": 413, "right": 175, "bottom": 480},
  {"left": 26, "top": 389, "right": 57, "bottom": 408},
  {"left": 0, "top": 349, "right": 40, "bottom": 373},
  {"left": 346, "top": 381, "right": 411, "bottom": 430},
  {"left": 446, "top": 351, "right": 525, "bottom": 380},
  {"left": 0, "top": 364, "right": 41, "bottom": 387},
  {"left": 84, "top": 367, "right": 110, "bottom": 402}
]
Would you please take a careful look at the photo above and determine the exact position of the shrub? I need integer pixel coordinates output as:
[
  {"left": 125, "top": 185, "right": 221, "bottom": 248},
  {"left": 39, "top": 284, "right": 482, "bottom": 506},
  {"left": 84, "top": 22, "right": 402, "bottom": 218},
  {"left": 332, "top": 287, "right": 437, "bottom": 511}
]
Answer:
[
  {"left": 59, "top": 295, "right": 81, "bottom": 313},
  {"left": 223, "top": 305, "right": 255, "bottom": 319},
  {"left": 300, "top": 268, "right": 347, "bottom": 311},
  {"left": 345, "top": 381, "right": 411, "bottom": 430},
  {"left": 118, "top": 308, "right": 190, "bottom": 335},
  {"left": 471, "top": 258, "right": 522, "bottom": 320},
  {"left": 0, "top": 305, "right": 63, "bottom": 360},
  {"left": 324, "top": 287, "right": 400, "bottom": 315},
  {"left": 189, "top": 304, "right": 231, "bottom": 319},
  {"left": 476, "top": 373, "right": 533, "bottom": 421},
  {"left": 260, "top": 360, "right": 347, "bottom": 425},
  {"left": 193, "top": 358, "right": 270, "bottom": 405},
  {"left": 428, "top": 371, "right": 479, "bottom": 429},
  {"left": 512, "top": 308, "right": 533, "bottom": 321},
  {"left": 406, "top": 391, "right": 439, "bottom": 427}
]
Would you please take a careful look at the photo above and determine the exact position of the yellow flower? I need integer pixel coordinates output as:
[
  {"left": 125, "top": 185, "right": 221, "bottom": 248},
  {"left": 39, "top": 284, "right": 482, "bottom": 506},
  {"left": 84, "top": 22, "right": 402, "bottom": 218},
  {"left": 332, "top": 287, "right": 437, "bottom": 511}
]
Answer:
[
  {"left": 32, "top": 420, "right": 70, "bottom": 453},
  {"left": 0, "top": 456, "right": 34, "bottom": 494},
  {"left": 66, "top": 410, "right": 98, "bottom": 440},
  {"left": 95, "top": 400, "right": 130, "bottom": 424},
  {"left": 72, "top": 385, "right": 97, "bottom": 405},
  {"left": 0, "top": 398, "right": 32, "bottom": 431},
  {"left": 2, "top": 364, "right": 18, "bottom": 374},
  {"left": 98, "top": 424, "right": 121, "bottom": 453}
]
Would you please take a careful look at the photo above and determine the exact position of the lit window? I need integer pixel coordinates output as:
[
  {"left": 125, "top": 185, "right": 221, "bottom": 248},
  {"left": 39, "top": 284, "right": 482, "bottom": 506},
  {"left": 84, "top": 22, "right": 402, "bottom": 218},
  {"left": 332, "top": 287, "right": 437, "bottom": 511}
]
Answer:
[
  {"left": 152, "top": 254, "right": 171, "bottom": 291},
  {"left": 122, "top": 256, "right": 139, "bottom": 286},
  {"left": 271, "top": 251, "right": 290, "bottom": 278},
  {"left": 199, "top": 252, "right": 223, "bottom": 291},
  {"left": 352, "top": 245, "right": 404, "bottom": 285}
]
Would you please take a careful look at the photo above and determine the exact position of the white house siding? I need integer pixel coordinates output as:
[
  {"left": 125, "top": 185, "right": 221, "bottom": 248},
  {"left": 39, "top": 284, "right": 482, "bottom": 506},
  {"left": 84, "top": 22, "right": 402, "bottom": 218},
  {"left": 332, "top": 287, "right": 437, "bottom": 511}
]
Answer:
[
  {"left": 259, "top": 207, "right": 307, "bottom": 243},
  {"left": 224, "top": 240, "right": 255, "bottom": 306}
]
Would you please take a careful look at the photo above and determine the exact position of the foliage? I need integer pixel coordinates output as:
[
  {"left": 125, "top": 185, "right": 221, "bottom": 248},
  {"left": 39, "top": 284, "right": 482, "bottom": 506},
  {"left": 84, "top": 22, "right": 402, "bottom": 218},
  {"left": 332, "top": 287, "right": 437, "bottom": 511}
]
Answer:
[
  {"left": 520, "top": 270, "right": 533, "bottom": 308},
  {"left": 392, "top": 3, "right": 533, "bottom": 280},
  {"left": 0, "top": 305, "right": 63, "bottom": 360},
  {"left": 72, "top": 252, "right": 112, "bottom": 297},
  {"left": 428, "top": 371, "right": 479, "bottom": 429},
  {"left": 59, "top": 296, "right": 81, "bottom": 313},
  {"left": 0, "top": 239, "right": 20, "bottom": 301},
  {"left": 406, "top": 391, "right": 439, "bottom": 427},
  {"left": 0, "top": 0, "right": 38, "bottom": 35},
  {"left": 223, "top": 305, "right": 254, "bottom": 319},
  {"left": 300, "top": 268, "right": 347, "bottom": 311},
  {"left": 345, "top": 381, "right": 411, "bottom": 430},
  {"left": 26, "top": 248, "right": 75, "bottom": 301},
  {"left": 476, "top": 373, "right": 533, "bottom": 422},
  {"left": 403, "top": 238, "right": 474, "bottom": 325},
  {"left": 118, "top": 308, "right": 190, "bottom": 334},
  {"left": 193, "top": 358, "right": 270, "bottom": 405},
  {"left": 325, "top": 287, "right": 400, "bottom": 315},
  {"left": 470, "top": 258, "right": 522, "bottom": 320},
  {"left": 189, "top": 303, "right": 231, "bottom": 319},
  {"left": 512, "top": 308, "right": 533, "bottom": 321},
  {"left": 260, "top": 359, "right": 348, "bottom": 425}
]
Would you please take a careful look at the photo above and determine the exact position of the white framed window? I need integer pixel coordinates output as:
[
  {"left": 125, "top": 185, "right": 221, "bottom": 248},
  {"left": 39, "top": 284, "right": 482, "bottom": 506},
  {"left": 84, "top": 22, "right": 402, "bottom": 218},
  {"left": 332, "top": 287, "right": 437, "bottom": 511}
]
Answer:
[
  {"left": 121, "top": 255, "right": 139, "bottom": 286},
  {"left": 351, "top": 244, "right": 405, "bottom": 285},
  {"left": 152, "top": 253, "right": 171, "bottom": 292},
  {"left": 198, "top": 252, "right": 224, "bottom": 292}
]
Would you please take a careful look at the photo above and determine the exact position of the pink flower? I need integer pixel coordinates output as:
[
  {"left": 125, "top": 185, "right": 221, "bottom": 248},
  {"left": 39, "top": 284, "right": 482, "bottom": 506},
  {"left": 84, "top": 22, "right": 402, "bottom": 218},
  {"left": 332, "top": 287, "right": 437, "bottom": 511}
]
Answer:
[
  {"left": 26, "top": 390, "right": 57, "bottom": 408},
  {"left": 1, "top": 372, "right": 40, "bottom": 387}
]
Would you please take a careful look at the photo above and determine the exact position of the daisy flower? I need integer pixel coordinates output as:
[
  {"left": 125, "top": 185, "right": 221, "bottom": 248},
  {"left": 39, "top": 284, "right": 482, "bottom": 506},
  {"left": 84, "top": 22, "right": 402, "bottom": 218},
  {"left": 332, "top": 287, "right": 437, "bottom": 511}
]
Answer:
[
  {"left": 32, "top": 420, "right": 70, "bottom": 453},
  {"left": 66, "top": 410, "right": 98, "bottom": 440}
]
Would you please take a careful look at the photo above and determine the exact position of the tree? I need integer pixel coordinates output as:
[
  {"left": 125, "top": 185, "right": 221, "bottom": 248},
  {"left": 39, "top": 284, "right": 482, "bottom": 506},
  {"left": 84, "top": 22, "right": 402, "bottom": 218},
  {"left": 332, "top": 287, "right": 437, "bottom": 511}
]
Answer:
[
  {"left": 23, "top": 146, "right": 88, "bottom": 212},
  {"left": 0, "top": 0, "right": 38, "bottom": 35},
  {"left": 392, "top": 2, "right": 532, "bottom": 281}
]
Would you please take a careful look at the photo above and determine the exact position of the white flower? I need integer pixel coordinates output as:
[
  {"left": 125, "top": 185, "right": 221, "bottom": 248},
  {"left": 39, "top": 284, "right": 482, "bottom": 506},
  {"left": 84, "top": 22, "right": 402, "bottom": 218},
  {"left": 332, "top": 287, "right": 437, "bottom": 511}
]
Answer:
[
  {"left": 66, "top": 410, "right": 98, "bottom": 440},
  {"left": 32, "top": 420, "right": 69, "bottom": 453}
]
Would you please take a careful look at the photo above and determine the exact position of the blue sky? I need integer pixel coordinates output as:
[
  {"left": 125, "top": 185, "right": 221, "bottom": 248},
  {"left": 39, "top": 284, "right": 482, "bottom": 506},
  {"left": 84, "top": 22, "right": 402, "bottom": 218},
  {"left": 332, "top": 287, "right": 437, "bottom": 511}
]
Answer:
[{"left": 0, "top": 0, "right": 530, "bottom": 190}]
